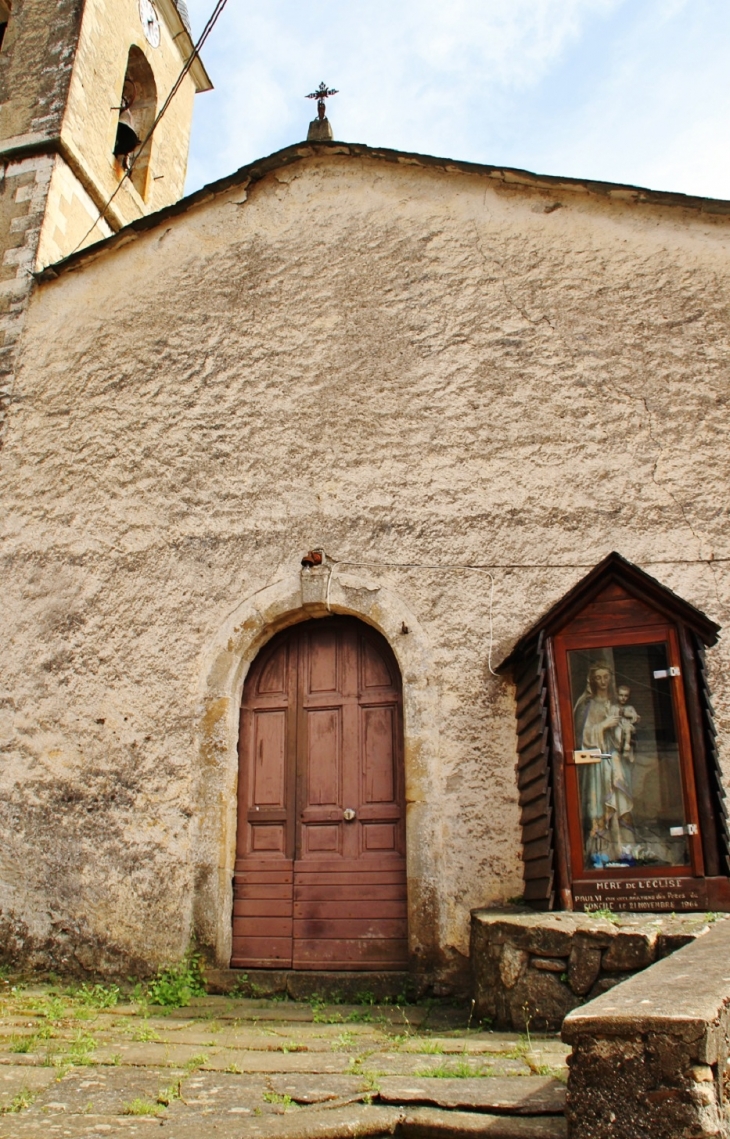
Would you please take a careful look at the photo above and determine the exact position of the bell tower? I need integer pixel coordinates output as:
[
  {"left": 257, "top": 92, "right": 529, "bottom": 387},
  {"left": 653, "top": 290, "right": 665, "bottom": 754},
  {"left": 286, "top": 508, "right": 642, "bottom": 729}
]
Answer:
[{"left": 0, "top": 0, "right": 211, "bottom": 436}]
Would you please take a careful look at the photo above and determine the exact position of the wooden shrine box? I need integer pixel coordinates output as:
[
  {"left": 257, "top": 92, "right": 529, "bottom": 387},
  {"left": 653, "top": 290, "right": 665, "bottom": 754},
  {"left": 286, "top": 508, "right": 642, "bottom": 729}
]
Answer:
[{"left": 500, "top": 553, "right": 730, "bottom": 913}]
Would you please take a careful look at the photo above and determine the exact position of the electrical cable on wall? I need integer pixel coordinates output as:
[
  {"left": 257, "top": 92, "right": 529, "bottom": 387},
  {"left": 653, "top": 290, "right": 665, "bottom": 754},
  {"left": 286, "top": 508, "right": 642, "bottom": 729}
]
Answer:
[
  {"left": 317, "top": 550, "right": 725, "bottom": 681},
  {"left": 69, "top": 0, "right": 230, "bottom": 258},
  {"left": 322, "top": 556, "right": 499, "bottom": 677}
]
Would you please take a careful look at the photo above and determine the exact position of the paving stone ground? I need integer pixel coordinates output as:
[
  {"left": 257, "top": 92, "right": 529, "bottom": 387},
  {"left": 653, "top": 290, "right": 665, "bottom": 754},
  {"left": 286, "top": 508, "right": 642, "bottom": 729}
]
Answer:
[{"left": 0, "top": 981, "right": 569, "bottom": 1137}]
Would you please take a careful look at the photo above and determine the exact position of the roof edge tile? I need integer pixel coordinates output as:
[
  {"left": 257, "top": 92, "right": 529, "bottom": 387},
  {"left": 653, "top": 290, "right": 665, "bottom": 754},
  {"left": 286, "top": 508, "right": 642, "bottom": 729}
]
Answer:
[{"left": 35, "top": 141, "right": 730, "bottom": 283}]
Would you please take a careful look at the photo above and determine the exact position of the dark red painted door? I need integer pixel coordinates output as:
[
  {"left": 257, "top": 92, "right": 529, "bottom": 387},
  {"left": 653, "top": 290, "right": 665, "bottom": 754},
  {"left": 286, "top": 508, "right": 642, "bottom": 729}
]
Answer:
[{"left": 232, "top": 618, "right": 408, "bottom": 970}]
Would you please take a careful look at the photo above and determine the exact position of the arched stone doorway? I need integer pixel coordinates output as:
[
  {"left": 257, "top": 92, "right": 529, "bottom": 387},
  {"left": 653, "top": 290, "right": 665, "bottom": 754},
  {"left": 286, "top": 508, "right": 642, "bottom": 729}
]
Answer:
[{"left": 231, "top": 615, "right": 408, "bottom": 971}]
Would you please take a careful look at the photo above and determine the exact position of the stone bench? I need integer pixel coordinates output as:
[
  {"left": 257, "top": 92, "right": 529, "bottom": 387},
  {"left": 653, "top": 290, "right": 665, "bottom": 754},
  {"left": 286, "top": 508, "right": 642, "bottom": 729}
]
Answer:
[
  {"left": 561, "top": 920, "right": 730, "bottom": 1139},
  {"left": 471, "top": 908, "right": 727, "bottom": 1032}
]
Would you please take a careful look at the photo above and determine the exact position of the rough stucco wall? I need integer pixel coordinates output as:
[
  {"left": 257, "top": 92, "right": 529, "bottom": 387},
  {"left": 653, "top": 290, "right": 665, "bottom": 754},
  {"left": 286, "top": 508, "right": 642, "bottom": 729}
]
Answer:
[{"left": 2, "top": 152, "right": 729, "bottom": 978}]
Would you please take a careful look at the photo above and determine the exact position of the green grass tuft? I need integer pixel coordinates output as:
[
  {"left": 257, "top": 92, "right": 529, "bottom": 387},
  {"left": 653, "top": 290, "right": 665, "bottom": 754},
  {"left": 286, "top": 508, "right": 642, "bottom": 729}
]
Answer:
[
  {"left": 72, "top": 983, "right": 120, "bottom": 1009},
  {"left": 263, "top": 1091, "right": 296, "bottom": 1108},
  {"left": 123, "top": 1098, "right": 163, "bottom": 1117},
  {"left": 415, "top": 1059, "right": 490, "bottom": 1078},
  {"left": 0, "top": 1087, "right": 37, "bottom": 1114}
]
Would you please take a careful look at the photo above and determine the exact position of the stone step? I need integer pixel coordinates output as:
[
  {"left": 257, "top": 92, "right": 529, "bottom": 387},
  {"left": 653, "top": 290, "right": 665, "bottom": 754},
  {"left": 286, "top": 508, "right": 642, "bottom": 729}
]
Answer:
[
  {"left": 264, "top": 1073, "right": 566, "bottom": 1114},
  {"left": 377, "top": 1076, "right": 566, "bottom": 1114},
  {"left": 0, "top": 1105, "right": 567, "bottom": 1139},
  {"left": 206, "top": 967, "right": 422, "bottom": 1003},
  {"left": 7, "top": 1063, "right": 567, "bottom": 1138}
]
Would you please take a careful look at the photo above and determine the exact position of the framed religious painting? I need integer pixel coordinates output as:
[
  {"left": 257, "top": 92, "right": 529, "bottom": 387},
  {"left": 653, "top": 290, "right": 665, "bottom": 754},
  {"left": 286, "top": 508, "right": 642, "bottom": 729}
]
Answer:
[{"left": 501, "top": 553, "right": 730, "bottom": 913}]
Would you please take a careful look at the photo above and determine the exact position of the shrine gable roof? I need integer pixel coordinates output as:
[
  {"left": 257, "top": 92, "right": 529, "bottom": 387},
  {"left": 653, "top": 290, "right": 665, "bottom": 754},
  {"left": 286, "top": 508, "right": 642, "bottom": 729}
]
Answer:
[{"left": 499, "top": 551, "right": 721, "bottom": 671}]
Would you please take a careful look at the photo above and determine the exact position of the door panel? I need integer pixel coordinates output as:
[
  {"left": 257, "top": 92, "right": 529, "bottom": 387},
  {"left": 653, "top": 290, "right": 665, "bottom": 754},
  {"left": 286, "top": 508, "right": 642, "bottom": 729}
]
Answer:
[
  {"left": 232, "top": 617, "right": 407, "bottom": 970},
  {"left": 232, "top": 636, "right": 296, "bottom": 968},
  {"left": 306, "top": 708, "right": 341, "bottom": 806},
  {"left": 252, "top": 710, "right": 287, "bottom": 808},
  {"left": 362, "top": 823, "right": 397, "bottom": 850},
  {"left": 363, "top": 705, "right": 397, "bottom": 803}
]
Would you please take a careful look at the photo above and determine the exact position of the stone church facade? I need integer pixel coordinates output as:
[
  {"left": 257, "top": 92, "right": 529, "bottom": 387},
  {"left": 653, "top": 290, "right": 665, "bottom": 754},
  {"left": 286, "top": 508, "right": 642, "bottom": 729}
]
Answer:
[{"left": 1, "top": 0, "right": 730, "bottom": 986}]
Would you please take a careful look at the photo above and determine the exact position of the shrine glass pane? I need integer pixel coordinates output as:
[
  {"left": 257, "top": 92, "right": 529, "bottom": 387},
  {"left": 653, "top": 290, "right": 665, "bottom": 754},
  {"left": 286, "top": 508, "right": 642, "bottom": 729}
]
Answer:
[{"left": 568, "top": 642, "right": 689, "bottom": 871}]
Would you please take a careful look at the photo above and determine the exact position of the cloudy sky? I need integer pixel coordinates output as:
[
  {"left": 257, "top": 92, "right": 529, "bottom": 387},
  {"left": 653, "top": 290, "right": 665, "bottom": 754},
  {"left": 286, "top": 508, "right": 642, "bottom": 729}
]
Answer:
[{"left": 183, "top": 0, "right": 730, "bottom": 201}]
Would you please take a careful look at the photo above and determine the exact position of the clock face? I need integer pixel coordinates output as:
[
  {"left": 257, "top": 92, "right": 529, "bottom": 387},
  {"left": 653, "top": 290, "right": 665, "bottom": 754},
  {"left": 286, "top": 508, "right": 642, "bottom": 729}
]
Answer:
[{"left": 139, "top": 0, "right": 161, "bottom": 47}]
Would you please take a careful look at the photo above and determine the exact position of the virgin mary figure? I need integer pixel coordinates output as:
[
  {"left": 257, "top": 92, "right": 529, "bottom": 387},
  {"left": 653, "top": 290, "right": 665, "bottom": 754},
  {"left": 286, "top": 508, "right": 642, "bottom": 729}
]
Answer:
[{"left": 574, "top": 660, "right": 635, "bottom": 862}]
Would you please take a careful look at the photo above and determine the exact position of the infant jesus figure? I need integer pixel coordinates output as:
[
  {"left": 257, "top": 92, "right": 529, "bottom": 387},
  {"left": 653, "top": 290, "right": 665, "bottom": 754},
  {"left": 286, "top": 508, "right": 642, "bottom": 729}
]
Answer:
[{"left": 615, "top": 684, "right": 640, "bottom": 762}]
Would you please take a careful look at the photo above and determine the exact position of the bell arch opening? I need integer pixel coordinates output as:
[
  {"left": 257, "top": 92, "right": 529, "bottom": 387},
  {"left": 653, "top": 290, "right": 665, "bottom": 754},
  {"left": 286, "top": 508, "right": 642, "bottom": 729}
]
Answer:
[
  {"left": 232, "top": 615, "right": 408, "bottom": 971},
  {"left": 0, "top": 0, "right": 10, "bottom": 51},
  {"left": 113, "top": 46, "right": 157, "bottom": 199}
]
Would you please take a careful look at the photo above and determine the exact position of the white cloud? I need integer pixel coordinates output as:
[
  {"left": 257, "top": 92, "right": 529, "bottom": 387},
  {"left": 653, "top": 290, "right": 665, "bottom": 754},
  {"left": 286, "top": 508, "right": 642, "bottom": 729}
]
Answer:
[{"left": 180, "top": 0, "right": 730, "bottom": 200}]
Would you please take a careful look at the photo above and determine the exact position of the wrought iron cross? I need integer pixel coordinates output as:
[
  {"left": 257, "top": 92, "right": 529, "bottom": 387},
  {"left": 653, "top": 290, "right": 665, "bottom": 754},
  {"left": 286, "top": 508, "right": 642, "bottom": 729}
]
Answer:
[{"left": 306, "top": 82, "right": 338, "bottom": 121}]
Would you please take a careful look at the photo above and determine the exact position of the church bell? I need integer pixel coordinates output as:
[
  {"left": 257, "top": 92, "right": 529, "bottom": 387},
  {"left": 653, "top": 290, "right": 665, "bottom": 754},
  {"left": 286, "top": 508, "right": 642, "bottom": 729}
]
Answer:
[
  {"left": 114, "top": 79, "right": 140, "bottom": 165},
  {"left": 113, "top": 119, "right": 140, "bottom": 161}
]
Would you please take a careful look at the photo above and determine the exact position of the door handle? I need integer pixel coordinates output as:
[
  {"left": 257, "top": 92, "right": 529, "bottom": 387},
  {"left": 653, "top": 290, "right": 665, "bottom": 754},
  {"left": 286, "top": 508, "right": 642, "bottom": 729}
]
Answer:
[{"left": 343, "top": 808, "right": 356, "bottom": 822}]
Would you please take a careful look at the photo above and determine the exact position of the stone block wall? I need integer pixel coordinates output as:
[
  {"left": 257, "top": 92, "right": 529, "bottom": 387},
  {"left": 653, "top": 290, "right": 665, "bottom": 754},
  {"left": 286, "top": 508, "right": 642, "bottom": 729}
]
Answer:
[
  {"left": 471, "top": 908, "right": 728, "bottom": 1032},
  {"left": 0, "top": 154, "right": 54, "bottom": 442},
  {"left": 0, "top": 0, "right": 84, "bottom": 146},
  {"left": 562, "top": 920, "right": 730, "bottom": 1139}
]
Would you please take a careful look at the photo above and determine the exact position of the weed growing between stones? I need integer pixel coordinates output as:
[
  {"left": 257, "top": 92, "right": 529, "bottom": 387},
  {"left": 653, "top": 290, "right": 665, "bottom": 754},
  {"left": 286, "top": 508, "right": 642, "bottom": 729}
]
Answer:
[
  {"left": 263, "top": 1091, "right": 296, "bottom": 1109},
  {"left": 123, "top": 1097, "right": 163, "bottom": 1116},
  {"left": 414, "top": 1059, "right": 492, "bottom": 1078},
  {"left": 589, "top": 907, "right": 620, "bottom": 923},
  {"left": 65, "top": 1030, "right": 97, "bottom": 1065},
  {"left": 346, "top": 1008, "right": 375, "bottom": 1023},
  {"left": 28, "top": 994, "right": 67, "bottom": 1021},
  {"left": 131, "top": 1020, "right": 160, "bottom": 1042},
  {"left": 309, "top": 994, "right": 384, "bottom": 1025},
  {"left": 353, "top": 1068, "right": 382, "bottom": 1094},
  {"left": 147, "top": 952, "right": 206, "bottom": 1008},
  {"left": 0, "top": 1087, "right": 37, "bottom": 1113},
  {"left": 502, "top": 1037, "right": 530, "bottom": 1059},
  {"left": 70, "top": 983, "right": 120, "bottom": 1008},
  {"left": 527, "top": 1062, "right": 567, "bottom": 1081},
  {"left": 157, "top": 1080, "right": 181, "bottom": 1106}
]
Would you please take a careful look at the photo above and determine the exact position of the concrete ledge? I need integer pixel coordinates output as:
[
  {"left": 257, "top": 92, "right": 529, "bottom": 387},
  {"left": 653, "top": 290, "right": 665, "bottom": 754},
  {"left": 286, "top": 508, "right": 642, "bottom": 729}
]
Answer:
[
  {"left": 562, "top": 920, "right": 730, "bottom": 1138},
  {"left": 471, "top": 908, "right": 726, "bottom": 1032}
]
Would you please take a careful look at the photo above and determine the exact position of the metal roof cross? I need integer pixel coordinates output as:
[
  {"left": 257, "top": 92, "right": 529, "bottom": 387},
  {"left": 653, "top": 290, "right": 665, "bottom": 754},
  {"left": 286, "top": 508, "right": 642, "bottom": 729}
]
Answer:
[{"left": 306, "top": 82, "right": 339, "bottom": 121}]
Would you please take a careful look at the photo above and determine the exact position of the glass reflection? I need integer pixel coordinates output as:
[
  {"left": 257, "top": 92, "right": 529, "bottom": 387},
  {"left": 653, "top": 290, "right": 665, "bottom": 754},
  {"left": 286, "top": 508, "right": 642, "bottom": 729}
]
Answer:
[{"left": 569, "top": 643, "right": 689, "bottom": 870}]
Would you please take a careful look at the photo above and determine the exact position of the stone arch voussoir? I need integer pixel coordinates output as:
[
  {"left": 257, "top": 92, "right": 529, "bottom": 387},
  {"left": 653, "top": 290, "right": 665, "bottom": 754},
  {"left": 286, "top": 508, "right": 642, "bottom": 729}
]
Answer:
[{"left": 193, "top": 564, "right": 442, "bottom": 971}]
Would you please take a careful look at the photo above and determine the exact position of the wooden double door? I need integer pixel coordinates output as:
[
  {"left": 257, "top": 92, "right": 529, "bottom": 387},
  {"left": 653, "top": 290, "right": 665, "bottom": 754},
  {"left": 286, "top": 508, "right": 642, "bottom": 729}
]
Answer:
[{"left": 232, "top": 617, "right": 408, "bottom": 970}]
